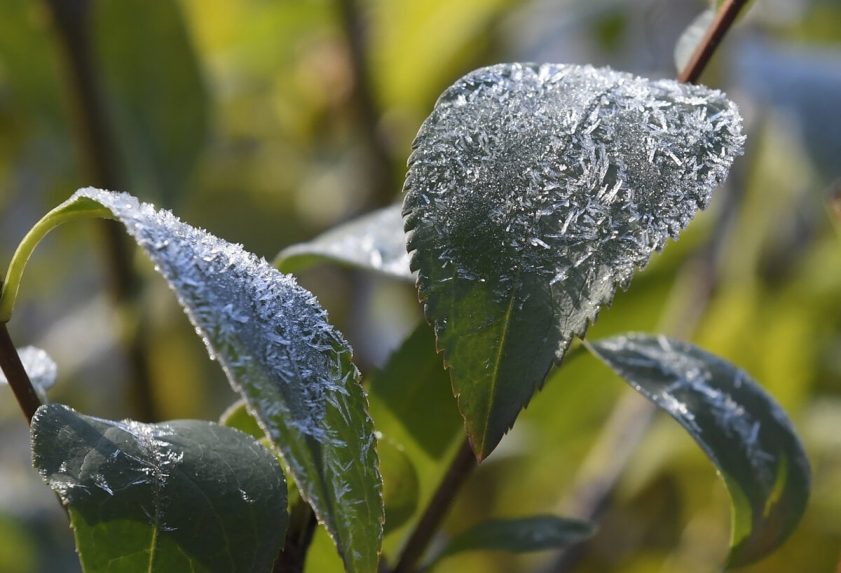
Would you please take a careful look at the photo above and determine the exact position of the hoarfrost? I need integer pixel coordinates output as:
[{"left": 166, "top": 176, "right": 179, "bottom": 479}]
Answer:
[
  {"left": 49, "top": 189, "right": 382, "bottom": 572},
  {"left": 30, "top": 404, "right": 288, "bottom": 573},
  {"left": 403, "top": 62, "right": 744, "bottom": 456},
  {"left": 406, "top": 62, "right": 744, "bottom": 348},
  {"left": 589, "top": 333, "right": 811, "bottom": 566}
]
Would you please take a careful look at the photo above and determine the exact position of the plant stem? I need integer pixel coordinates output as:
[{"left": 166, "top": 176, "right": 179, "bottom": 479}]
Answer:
[
  {"left": 43, "top": 0, "right": 158, "bottom": 422},
  {"left": 0, "top": 323, "right": 42, "bottom": 424},
  {"left": 677, "top": 0, "right": 751, "bottom": 84},
  {"left": 392, "top": 439, "right": 477, "bottom": 573},
  {"left": 335, "top": 0, "right": 398, "bottom": 208},
  {"left": 274, "top": 499, "right": 318, "bottom": 573}
]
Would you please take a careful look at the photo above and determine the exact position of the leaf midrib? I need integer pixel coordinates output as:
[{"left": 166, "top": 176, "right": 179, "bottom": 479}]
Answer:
[{"left": 478, "top": 280, "right": 519, "bottom": 457}]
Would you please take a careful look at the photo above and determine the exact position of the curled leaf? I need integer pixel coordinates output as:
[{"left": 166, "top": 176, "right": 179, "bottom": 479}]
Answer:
[
  {"left": 403, "top": 63, "right": 744, "bottom": 459},
  {"left": 588, "top": 334, "right": 810, "bottom": 568},
  {"left": 5, "top": 189, "right": 383, "bottom": 573},
  {"left": 276, "top": 204, "right": 413, "bottom": 281}
]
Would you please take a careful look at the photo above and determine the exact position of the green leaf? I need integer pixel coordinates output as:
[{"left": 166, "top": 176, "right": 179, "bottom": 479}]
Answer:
[
  {"left": 94, "top": 0, "right": 208, "bottom": 206},
  {"left": 220, "top": 400, "right": 418, "bottom": 535},
  {"left": 378, "top": 436, "right": 420, "bottom": 534},
  {"left": 403, "top": 63, "right": 745, "bottom": 459},
  {"left": 4, "top": 189, "right": 383, "bottom": 573},
  {"left": 31, "top": 403, "right": 287, "bottom": 573},
  {"left": 0, "top": 346, "right": 57, "bottom": 399},
  {"left": 369, "top": 322, "right": 462, "bottom": 459},
  {"left": 275, "top": 204, "right": 413, "bottom": 281},
  {"left": 587, "top": 334, "right": 810, "bottom": 568},
  {"left": 432, "top": 515, "right": 594, "bottom": 564},
  {"left": 674, "top": 9, "right": 715, "bottom": 74}
]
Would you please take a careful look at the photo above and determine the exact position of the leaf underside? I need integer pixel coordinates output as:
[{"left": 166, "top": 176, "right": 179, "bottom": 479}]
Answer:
[
  {"left": 403, "top": 63, "right": 744, "bottom": 459},
  {"left": 39, "top": 189, "right": 383, "bottom": 573},
  {"left": 588, "top": 334, "right": 810, "bottom": 568},
  {"left": 32, "top": 404, "right": 287, "bottom": 573},
  {"left": 276, "top": 203, "right": 413, "bottom": 282}
]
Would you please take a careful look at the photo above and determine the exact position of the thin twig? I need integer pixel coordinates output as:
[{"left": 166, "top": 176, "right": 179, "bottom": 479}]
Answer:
[
  {"left": 677, "top": 0, "right": 751, "bottom": 84},
  {"left": 0, "top": 323, "right": 42, "bottom": 424},
  {"left": 42, "top": 0, "right": 157, "bottom": 422},
  {"left": 392, "top": 439, "right": 477, "bottom": 573},
  {"left": 335, "top": 0, "right": 398, "bottom": 208},
  {"left": 274, "top": 499, "right": 318, "bottom": 573}
]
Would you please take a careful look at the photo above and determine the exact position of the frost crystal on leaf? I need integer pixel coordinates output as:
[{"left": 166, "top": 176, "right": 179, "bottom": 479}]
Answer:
[
  {"left": 589, "top": 334, "right": 810, "bottom": 567},
  {"left": 52, "top": 188, "right": 382, "bottom": 573},
  {"left": 403, "top": 63, "right": 744, "bottom": 459},
  {"left": 31, "top": 404, "right": 287, "bottom": 573}
]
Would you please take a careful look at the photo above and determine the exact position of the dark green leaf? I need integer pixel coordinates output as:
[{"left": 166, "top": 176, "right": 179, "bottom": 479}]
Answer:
[
  {"left": 31, "top": 403, "right": 287, "bottom": 573},
  {"left": 435, "top": 515, "right": 594, "bottom": 562},
  {"left": 370, "top": 322, "right": 462, "bottom": 459},
  {"left": 275, "top": 204, "right": 413, "bottom": 281},
  {"left": 587, "top": 334, "right": 810, "bottom": 568},
  {"left": 4, "top": 189, "right": 383, "bottom": 573},
  {"left": 403, "top": 63, "right": 744, "bottom": 459},
  {"left": 378, "top": 436, "right": 420, "bottom": 534},
  {"left": 94, "top": 0, "right": 208, "bottom": 206}
]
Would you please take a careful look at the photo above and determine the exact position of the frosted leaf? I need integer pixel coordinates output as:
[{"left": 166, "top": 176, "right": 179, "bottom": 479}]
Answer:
[
  {"left": 403, "top": 63, "right": 744, "bottom": 459},
  {"left": 588, "top": 334, "right": 810, "bottom": 568},
  {"left": 36, "top": 188, "right": 383, "bottom": 573},
  {"left": 0, "top": 346, "right": 57, "bottom": 398},
  {"left": 31, "top": 403, "right": 287, "bottom": 572},
  {"left": 276, "top": 204, "right": 414, "bottom": 281}
]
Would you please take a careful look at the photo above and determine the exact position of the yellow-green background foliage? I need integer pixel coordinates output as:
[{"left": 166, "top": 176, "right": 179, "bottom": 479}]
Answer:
[{"left": 0, "top": 0, "right": 839, "bottom": 571}]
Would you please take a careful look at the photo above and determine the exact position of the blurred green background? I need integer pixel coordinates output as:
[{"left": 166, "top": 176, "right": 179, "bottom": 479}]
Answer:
[{"left": 0, "top": 0, "right": 840, "bottom": 571}]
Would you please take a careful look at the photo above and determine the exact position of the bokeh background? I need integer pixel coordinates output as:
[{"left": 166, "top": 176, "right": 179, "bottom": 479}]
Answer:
[{"left": 0, "top": 0, "right": 839, "bottom": 571}]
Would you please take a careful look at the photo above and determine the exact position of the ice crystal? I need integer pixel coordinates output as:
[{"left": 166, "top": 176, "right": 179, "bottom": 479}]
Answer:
[
  {"left": 590, "top": 334, "right": 810, "bottom": 567},
  {"left": 31, "top": 404, "right": 287, "bottom": 572},
  {"left": 56, "top": 189, "right": 382, "bottom": 572},
  {"left": 403, "top": 63, "right": 744, "bottom": 457}
]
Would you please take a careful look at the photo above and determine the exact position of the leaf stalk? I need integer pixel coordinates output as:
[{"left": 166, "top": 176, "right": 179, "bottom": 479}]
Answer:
[{"left": 391, "top": 439, "right": 477, "bottom": 573}]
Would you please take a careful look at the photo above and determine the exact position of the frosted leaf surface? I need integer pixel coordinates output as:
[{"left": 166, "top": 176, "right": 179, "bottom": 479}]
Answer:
[
  {"left": 43, "top": 188, "right": 383, "bottom": 573},
  {"left": 588, "top": 334, "right": 810, "bottom": 568},
  {"left": 0, "top": 346, "right": 57, "bottom": 397},
  {"left": 276, "top": 204, "right": 414, "bottom": 281},
  {"left": 31, "top": 403, "right": 287, "bottom": 573},
  {"left": 403, "top": 63, "right": 744, "bottom": 459}
]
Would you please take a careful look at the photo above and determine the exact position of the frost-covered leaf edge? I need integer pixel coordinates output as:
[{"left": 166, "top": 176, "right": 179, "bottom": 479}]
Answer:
[
  {"left": 275, "top": 204, "right": 414, "bottom": 282},
  {"left": 402, "top": 62, "right": 745, "bottom": 460},
  {"left": 10, "top": 188, "right": 384, "bottom": 573},
  {"left": 31, "top": 403, "right": 288, "bottom": 573},
  {"left": 586, "top": 333, "right": 811, "bottom": 568}
]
